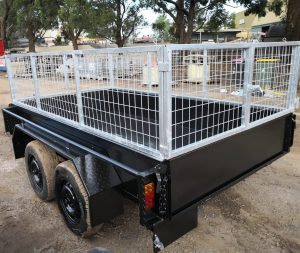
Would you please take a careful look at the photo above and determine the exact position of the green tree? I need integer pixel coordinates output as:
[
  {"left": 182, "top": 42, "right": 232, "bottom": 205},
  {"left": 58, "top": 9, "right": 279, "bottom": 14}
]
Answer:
[
  {"left": 205, "top": 4, "right": 233, "bottom": 32},
  {"left": 12, "top": 0, "right": 60, "bottom": 52},
  {"left": 152, "top": 15, "right": 174, "bottom": 42},
  {"left": 89, "top": 0, "right": 146, "bottom": 47},
  {"left": 150, "top": 0, "right": 300, "bottom": 43},
  {"left": 226, "top": 13, "right": 236, "bottom": 29},
  {"left": 59, "top": 0, "right": 93, "bottom": 50},
  {"left": 150, "top": 0, "right": 235, "bottom": 44},
  {"left": 53, "top": 35, "right": 69, "bottom": 46},
  {"left": 235, "top": 0, "right": 283, "bottom": 17}
]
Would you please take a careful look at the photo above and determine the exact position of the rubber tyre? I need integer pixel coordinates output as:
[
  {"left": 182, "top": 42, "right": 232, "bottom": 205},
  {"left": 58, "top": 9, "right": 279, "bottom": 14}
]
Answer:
[
  {"left": 55, "top": 160, "right": 101, "bottom": 237},
  {"left": 25, "top": 140, "right": 60, "bottom": 201}
]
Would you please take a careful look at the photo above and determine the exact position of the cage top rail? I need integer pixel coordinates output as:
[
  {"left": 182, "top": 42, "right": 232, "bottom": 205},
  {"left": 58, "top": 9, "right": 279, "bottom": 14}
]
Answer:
[
  {"left": 7, "top": 45, "right": 161, "bottom": 58},
  {"left": 6, "top": 41, "right": 300, "bottom": 58},
  {"left": 167, "top": 41, "right": 300, "bottom": 50}
]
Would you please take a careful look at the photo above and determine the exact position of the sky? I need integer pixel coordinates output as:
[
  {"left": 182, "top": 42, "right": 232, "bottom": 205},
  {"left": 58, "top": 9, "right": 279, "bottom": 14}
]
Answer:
[{"left": 138, "top": 0, "right": 246, "bottom": 36}]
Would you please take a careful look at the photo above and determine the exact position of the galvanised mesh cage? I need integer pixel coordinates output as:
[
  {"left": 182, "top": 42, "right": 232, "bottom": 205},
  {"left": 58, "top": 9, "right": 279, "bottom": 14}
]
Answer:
[{"left": 6, "top": 42, "right": 300, "bottom": 161}]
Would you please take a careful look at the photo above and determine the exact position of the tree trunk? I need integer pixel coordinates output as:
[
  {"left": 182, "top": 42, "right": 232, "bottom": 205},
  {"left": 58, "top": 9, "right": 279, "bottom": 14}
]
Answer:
[
  {"left": 173, "top": 0, "right": 195, "bottom": 44},
  {"left": 116, "top": 38, "right": 124, "bottom": 47},
  {"left": 184, "top": 0, "right": 196, "bottom": 43},
  {"left": 175, "top": 12, "right": 185, "bottom": 43},
  {"left": 72, "top": 37, "right": 79, "bottom": 50},
  {"left": 286, "top": 0, "right": 300, "bottom": 41},
  {"left": 1, "top": 0, "right": 10, "bottom": 47},
  {"left": 115, "top": 28, "right": 124, "bottom": 47},
  {"left": 175, "top": 0, "right": 185, "bottom": 43},
  {"left": 115, "top": 0, "right": 124, "bottom": 47},
  {"left": 27, "top": 26, "right": 35, "bottom": 52}
]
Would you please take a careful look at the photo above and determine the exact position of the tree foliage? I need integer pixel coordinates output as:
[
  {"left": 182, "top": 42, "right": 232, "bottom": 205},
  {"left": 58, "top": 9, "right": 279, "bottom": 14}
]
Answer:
[
  {"left": 1, "top": 0, "right": 298, "bottom": 51},
  {"left": 150, "top": 0, "right": 235, "bottom": 44},
  {"left": 58, "top": 0, "right": 93, "bottom": 50},
  {"left": 235, "top": 0, "right": 299, "bottom": 41},
  {"left": 151, "top": 1, "right": 235, "bottom": 43},
  {"left": 1, "top": 1, "right": 17, "bottom": 48},
  {"left": 53, "top": 35, "right": 69, "bottom": 46},
  {"left": 205, "top": 4, "right": 234, "bottom": 32},
  {"left": 12, "top": 0, "right": 60, "bottom": 51},
  {"left": 89, "top": 0, "right": 146, "bottom": 47},
  {"left": 234, "top": 0, "right": 284, "bottom": 17},
  {"left": 152, "top": 15, "right": 175, "bottom": 42},
  {"left": 0, "top": 0, "right": 14, "bottom": 47}
]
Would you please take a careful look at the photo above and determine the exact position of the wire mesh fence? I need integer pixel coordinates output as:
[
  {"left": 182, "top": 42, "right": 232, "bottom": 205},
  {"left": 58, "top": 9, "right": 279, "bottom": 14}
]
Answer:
[{"left": 6, "top": 42, "right": 300, "bottom": 160}]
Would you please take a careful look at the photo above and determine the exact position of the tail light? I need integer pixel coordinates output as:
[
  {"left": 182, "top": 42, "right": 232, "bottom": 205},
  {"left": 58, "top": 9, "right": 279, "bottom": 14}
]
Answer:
[{"left": 144, "top": 182, "right": 155, "bottom": 210}]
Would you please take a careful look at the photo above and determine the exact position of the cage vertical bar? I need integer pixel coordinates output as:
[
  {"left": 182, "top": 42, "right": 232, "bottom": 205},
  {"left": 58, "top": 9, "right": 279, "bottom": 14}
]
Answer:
[
  {"left": 108, "top": 54, "right": 114, "bottom": 88},
  {"left": 158, "top": 46, "right": 172, "bottom": 159},
  {"left": 30, "top": 55, "right": 41, "bottom": 110},
  {"left": 5, "top": 56, "right": 16, "bottom": 101},
  {"left": 202, "top": 49, "right": 208, "bottom": 98},
  {"left": 72, "top": 53, "right": 84, "bottom": 125},
  {"left": 242, "top": 45, "right": 255, "bottom": 127},
  {"left": 62, "top": 54, "right": 70, "bottom": 90},
  {"left": 288, "top": 45, "right": 300, "bottom": 109}
]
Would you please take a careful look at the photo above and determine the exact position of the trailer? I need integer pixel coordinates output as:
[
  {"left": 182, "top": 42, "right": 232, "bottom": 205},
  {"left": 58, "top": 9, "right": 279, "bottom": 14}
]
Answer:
[{"left": 2, "top": 42, "right": 300, "bottom": 252}]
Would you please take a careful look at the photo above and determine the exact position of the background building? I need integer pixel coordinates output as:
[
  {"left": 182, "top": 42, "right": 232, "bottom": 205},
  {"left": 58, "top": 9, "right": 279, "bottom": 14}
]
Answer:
[
  {"left": 192, "top": 29, "right": 243, "bottom": 43},
  {"left": 235, "top": 8, "right": 285, "bottom": 41}
]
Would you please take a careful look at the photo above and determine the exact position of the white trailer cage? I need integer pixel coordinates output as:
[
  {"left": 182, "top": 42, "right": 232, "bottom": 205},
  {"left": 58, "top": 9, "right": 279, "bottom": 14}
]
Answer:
[{"left": 6, "top": 42, "right": 300, "bottom": 161}]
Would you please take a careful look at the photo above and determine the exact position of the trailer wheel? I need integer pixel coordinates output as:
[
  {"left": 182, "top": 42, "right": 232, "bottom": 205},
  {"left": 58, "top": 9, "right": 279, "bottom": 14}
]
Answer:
[
  {"left": 25, "top": 140, "right": 60, "bottom": 201},
  {"left": 55, "top": 160, "right": 101, "bottom": 237}
]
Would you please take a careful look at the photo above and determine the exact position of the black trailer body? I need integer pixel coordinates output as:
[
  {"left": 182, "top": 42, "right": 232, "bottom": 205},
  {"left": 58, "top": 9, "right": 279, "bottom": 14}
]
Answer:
[
  {"left": 2, "top": 42, "right": 300, "bottom": 252},
  {"left": 2, "top": 93, "right": 296, "bottom": 252}
]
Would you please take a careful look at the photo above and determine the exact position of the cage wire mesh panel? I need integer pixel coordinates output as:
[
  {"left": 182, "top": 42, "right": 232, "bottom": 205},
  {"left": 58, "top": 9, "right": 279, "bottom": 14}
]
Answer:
[
  {"left": 6, "top": 55, "right": 36, "bottom": 108},
  {"left": 6, "top": 43, "right": 300, "bottom": 160},
  {"left": 7, "top": 48, "right": 161, "bottom": 158},
  {"left": 79, "top": 50, "right": 160, "bottom": 152},
  {"left": 171, "top": 47, "right": 245, "bottom": 150},
  {"left": 250, "top": 45, "right": 293, "bottom": 122},
  {"left": 168, "top": 43, "right": 299, "bottom": 156},
  {"left": 35, "top": 54, "right": 81, "bottom": 122}
]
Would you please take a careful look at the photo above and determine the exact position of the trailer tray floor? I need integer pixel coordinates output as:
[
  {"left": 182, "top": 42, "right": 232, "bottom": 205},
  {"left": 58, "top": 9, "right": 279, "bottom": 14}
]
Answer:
[{"left": 21, "top": 88, "right": 279, "bottom": 151}]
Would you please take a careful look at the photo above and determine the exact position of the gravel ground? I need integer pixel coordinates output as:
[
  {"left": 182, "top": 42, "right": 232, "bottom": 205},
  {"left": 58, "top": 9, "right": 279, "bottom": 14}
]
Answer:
[{"left": 0, "top": 74, "right": 299, "bottom": 253}]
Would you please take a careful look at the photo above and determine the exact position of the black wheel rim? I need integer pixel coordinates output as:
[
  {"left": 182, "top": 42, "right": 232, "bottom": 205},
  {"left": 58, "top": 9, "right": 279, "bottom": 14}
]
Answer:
[
  {"left": 59, "top": 181, "right": 81, "bottom": 225},
  {"left": 28, "top": 156, "right": 43, "bottom": 192}
]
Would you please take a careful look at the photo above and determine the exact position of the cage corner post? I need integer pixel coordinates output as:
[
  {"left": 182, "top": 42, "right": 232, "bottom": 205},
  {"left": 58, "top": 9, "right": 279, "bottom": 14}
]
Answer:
[
  {"left": 158, "top": 46, "right": 172, "bottom": 160},
  {"left": 72, "top": 53, "right": 85, "bottom": 126},
  {"left": 5, "top": 56, "right": 16, "bottom": 102},
  {"left": 242, "top": 45, "right": 255, "bottom": 127},
  {"left": 30, "top": 55, "right": 41, "bottom": 111},
  {"left": 288, "top": 45, "right": 300, "bottom": 109}
]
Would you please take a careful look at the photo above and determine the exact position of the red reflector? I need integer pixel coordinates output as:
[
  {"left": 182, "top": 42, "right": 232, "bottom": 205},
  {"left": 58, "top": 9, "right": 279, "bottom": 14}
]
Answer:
[{"left": 144, "top": 182, "right": 155, "bottom": 210}]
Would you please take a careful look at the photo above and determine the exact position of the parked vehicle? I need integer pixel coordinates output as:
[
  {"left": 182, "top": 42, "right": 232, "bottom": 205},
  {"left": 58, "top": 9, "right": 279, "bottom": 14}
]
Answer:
[{"left": 2, "top": 42, "right": 299, "bottom": 252}]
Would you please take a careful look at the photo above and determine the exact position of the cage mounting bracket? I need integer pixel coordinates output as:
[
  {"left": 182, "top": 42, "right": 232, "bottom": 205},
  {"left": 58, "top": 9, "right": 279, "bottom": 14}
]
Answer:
[{"left": 158, "top": 62, "right": 170, "bottom": 72}]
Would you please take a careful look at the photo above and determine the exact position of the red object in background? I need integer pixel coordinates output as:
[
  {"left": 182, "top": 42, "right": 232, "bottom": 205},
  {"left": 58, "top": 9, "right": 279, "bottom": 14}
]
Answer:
[{"left": 0, "top": 40, "right": 5, "bottom": 56}]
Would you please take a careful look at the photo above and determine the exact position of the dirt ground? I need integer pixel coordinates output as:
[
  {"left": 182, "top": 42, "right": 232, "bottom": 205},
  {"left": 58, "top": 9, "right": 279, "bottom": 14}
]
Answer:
[{"left": 0, "top": 73, "right": 299, "bottom": 253}]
